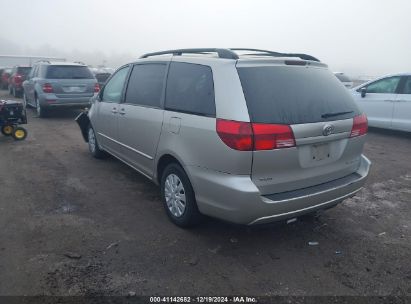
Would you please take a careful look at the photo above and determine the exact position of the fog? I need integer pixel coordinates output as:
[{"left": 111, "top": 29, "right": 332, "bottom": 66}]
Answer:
[{"left": 1, "top": 0, "right": 410, "bottom": 77}]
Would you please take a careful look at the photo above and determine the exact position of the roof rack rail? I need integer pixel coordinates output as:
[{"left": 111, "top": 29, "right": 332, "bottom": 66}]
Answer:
[
  {"left": 73, "top": 61, "right": 86, "bottom": 65},
  {"left": 140, "top": 48, "right": 239, "bottom": 60},
  {"left": 230, "top": 48, "right": 320, "bottom": 62},
  {"left": 140, "top": 48, "right": 320, "bottom": 62},
  {"left": 34, "top": 59, "right": 51, "bottom": 64}
]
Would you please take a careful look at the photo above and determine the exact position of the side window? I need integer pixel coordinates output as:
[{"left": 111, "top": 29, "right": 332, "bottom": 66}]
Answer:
[
  {"left": 165, "top": 62, "right": 215, "bottom": 117},
  {"left": 401, "top": 77, "right": 411, "bottom": 94},
  {"left": 365, "top": 76, "right": 401, "bottom": 94},
  {"left": 124, "top": 64, "right": 166, "bottom": 107},
  {"left": 28, "top": 66, "right": 37, "bottom": 79},
  {"left": 102, "top": 66, "right": 129, "bottom": 103}
]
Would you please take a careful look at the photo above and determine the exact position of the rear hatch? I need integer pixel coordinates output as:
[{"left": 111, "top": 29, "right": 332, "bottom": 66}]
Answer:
[
  {"left": 236, "top": 60, "right": 366, "bottom": 195},
  {"left": 45, "top": 65, "right": 96, "bottom": 97}
]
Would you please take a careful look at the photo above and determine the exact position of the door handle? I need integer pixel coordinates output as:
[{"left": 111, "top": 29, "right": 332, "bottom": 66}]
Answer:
[
  {"left": 111, "top": 108, "right": 118, "bottom": 114},
  {"left": 119, "top": 108, "right": 126, "bottom": 115}
]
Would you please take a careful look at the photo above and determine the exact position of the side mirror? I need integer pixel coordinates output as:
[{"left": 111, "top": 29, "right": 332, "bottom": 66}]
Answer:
[{"left": 360, "top": 87, "right": 367, "bottom": 98}]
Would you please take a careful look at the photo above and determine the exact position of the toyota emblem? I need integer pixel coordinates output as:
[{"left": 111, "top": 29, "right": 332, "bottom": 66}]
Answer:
[{"left": 323, "top": 124, "right": 335, "bottom": 136}]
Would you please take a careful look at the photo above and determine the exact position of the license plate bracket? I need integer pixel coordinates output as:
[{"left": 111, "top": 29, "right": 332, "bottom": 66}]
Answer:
[{"left": 312, "top": 143, "right": 330, "bottom": 161}]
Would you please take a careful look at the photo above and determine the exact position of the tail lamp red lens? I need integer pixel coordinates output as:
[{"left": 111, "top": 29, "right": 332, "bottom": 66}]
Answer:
[
  {"left": 216, "top": 119, "right": 253, "bottom": 151},
  {"left": 350, "top": 114, "right": 368, "bottom": 137},
  {"left": 42, "top": 83, "right": 53, "bottom": 93},
  {"left": 216, "top": 119, "right": 296, "bottom": 151},
  {"left": 94, "top": 83, "right": 100, "bottom": 93}
]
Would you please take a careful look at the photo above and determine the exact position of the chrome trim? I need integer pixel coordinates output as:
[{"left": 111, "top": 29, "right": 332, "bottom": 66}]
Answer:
[
  {"left": 249, "top": 188, "right": 362, "bottom": 225},
  {"left": 97, "top": 132, "right": 153, "bottom": 160}
]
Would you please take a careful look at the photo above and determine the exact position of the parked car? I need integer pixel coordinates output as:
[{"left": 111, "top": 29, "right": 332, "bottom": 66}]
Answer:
[
  {"left": 334, "top": 72, "right": 353, "bottom": 88},
  {"left": 351, "top": 73, "right": 411, "bottom": 132},
  {"left": 23, "top": 61, "right": 98, "bottom": 117},
  {"left": 0, "top": 68, "right": 5, "bottom": 87},
  {"left": 8, "top": 66, "right": 32, "bottom": 97},
  {"left": 76, "top": 48, "right": 371, "bottom": 227},
  {"left": 1, "top": 68, "right": 12, "bottom": 90},
  {"left": 91, "top": 68, "right": 113, "bottom": 88}
]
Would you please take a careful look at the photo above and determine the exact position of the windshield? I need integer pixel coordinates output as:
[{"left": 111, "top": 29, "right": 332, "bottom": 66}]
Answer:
[
  {"left": 46, "top": 65, "right": 94, "bottom": 79},
  {"left": 237, "top": 66, "right": 360, "bottom": 124}
]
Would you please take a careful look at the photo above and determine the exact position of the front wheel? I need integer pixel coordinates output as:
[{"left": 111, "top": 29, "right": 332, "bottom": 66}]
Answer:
[
  {"left": 1, "top": 125, "right": 14, "bottom": 136},
  {"left": 88, "top": 125, "right": 106, "bottom": 158},
  {"left": 161, "top": 163, "right": 202, "bottom": 227}
]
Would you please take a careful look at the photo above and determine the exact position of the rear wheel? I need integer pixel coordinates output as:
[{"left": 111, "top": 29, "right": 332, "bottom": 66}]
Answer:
[
  {"left": 36, "top": 96, "right": 47, "bottom": 118},
  {"left": 23, "top": 92, "right": 29, "bottom": 107},
  {"left": 12, "top": 127, "right": 27, "bottom": 141},
  {"left": 1, "top": 125, "right": 14, "bottom": 136},
  {"left": 161, "top": 163, "right": 201, "bottom": 227},
  {"left": 88, "top": 125, "right": 106, "bottom": 158}
]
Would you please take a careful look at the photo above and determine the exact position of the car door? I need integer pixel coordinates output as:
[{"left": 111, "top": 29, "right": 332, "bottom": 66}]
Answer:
[
  {"left": 354, "top": 76, "right": 401, "bottom": 129},
  {"left": 117, "top": 63, "right": 167, "bottom": 178},
  {"left": 392, "top": 76, "right": 411, "bottom": 132},
  {"left": 94, "top": 66, "right": 130, "bottom": 156},
  {"left": 24, "top": 65, "right": 37, "bottom": 104}
]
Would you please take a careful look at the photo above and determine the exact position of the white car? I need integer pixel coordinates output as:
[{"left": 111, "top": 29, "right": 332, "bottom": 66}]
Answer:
[
  {"left": 351, "top": 73, "right": 411, "bottom": 132},
  {"left": 334, "top": 72, "right": 353, "bottom": 88}
]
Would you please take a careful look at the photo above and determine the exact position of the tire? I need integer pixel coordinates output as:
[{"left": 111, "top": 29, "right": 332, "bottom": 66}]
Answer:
[
  {"left": 87, "top": 125, "right": 106, "bottom": 158},
  {"left": 35, "top": 95, "right": 47, "bottom": 118},
  {"left": 23, "top": 92, "right": 28, "bottom": 107},
  {"left": 1, "top": 125, "right": 14, "bottom": 136},
  {"left": 12, "top": 127, "right": 27, "bottom": 141},
  {"left": 160, "top": 163, "right": 202, "bottom": 227}
]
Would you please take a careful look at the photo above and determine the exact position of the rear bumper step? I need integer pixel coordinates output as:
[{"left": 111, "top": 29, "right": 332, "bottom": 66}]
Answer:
[
  {"left": 188, "top": 155, "right": 371, "bottom": 225},
  {"left": 249, "top": 155, "right": 371, "bottom": 225}
]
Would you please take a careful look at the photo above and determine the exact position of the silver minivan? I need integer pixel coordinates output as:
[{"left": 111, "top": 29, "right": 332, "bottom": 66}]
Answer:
[{"left": 76, "top": 48, "right": 371, "bottom": 227}]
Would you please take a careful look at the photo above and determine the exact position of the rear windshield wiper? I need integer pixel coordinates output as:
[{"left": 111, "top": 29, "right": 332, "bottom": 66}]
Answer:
[{"left": 321, "top": 111, "right": 353, "bottom": 119}]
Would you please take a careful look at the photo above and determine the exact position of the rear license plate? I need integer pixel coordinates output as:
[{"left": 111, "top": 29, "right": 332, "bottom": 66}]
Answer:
[
  {"left": 64, "top": 86, "right": 84, "bottom": 93},
  {"left": 312, "top": 143, "right": 330, "bottom": 161}
]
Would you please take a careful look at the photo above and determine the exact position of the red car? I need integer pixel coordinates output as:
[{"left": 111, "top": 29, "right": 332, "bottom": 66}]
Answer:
[
  {"left": 8, "top": 66, "right": 31, "bottom": 97},
  {"left": 0, "top": 68, "right": 12, "bottom": 90}
]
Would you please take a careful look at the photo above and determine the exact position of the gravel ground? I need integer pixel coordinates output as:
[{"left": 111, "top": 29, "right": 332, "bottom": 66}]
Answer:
[{"left": 0, "top": 90, "right": 410, "bottom": 298}]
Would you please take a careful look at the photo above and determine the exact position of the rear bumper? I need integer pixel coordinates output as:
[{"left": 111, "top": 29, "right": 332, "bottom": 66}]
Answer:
[
  {"left": 39, "top": 94, "right": 92, "bottom": 108},
  {"left": 187, "top": 155, "right": 371, "bottom": 225}
]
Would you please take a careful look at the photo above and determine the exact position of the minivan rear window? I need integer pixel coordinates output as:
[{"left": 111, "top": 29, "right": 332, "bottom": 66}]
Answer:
[
  {"left": 237, "top": 66, "right": 360, "bottom": 124},
  {"left": 46, "top": 65, "right": 94, "bottom": 79}
]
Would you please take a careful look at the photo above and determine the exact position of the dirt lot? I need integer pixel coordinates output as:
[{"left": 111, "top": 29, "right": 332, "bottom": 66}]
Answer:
[{"left": 0, "top": 90, "right": 410, "bottom": 297}]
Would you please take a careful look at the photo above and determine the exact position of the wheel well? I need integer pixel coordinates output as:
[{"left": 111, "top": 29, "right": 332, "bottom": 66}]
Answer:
[{"left": 157, "top": 154, "right": 181, "bottom": 184}]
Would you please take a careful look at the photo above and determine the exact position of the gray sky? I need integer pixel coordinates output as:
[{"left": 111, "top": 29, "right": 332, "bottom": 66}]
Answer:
[{"left": 1, "top": 0, "right": 410, "bottom": 76}]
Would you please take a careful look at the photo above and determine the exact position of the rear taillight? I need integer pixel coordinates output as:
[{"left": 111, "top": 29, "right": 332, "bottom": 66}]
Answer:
[
  {"left": 14, "top": 74, "right": 23, "bottom": 84},
  {"left": 252, "top": 123, "right": 295, "bottom": 150},
  {"left": 216, "top": 119, "right": 296, "bottom": 151},
  {"left": 350, "top": 114, "right": 368, "bottom": 137},
  {"left": 216, "top": 119, "right": 253, "bottom": 151},
  {"left": 94, "top": 83, "right": 100, "bottom": 93},
  {"left": 42, "top": 83, "right": 53, "bottom": 93}
]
